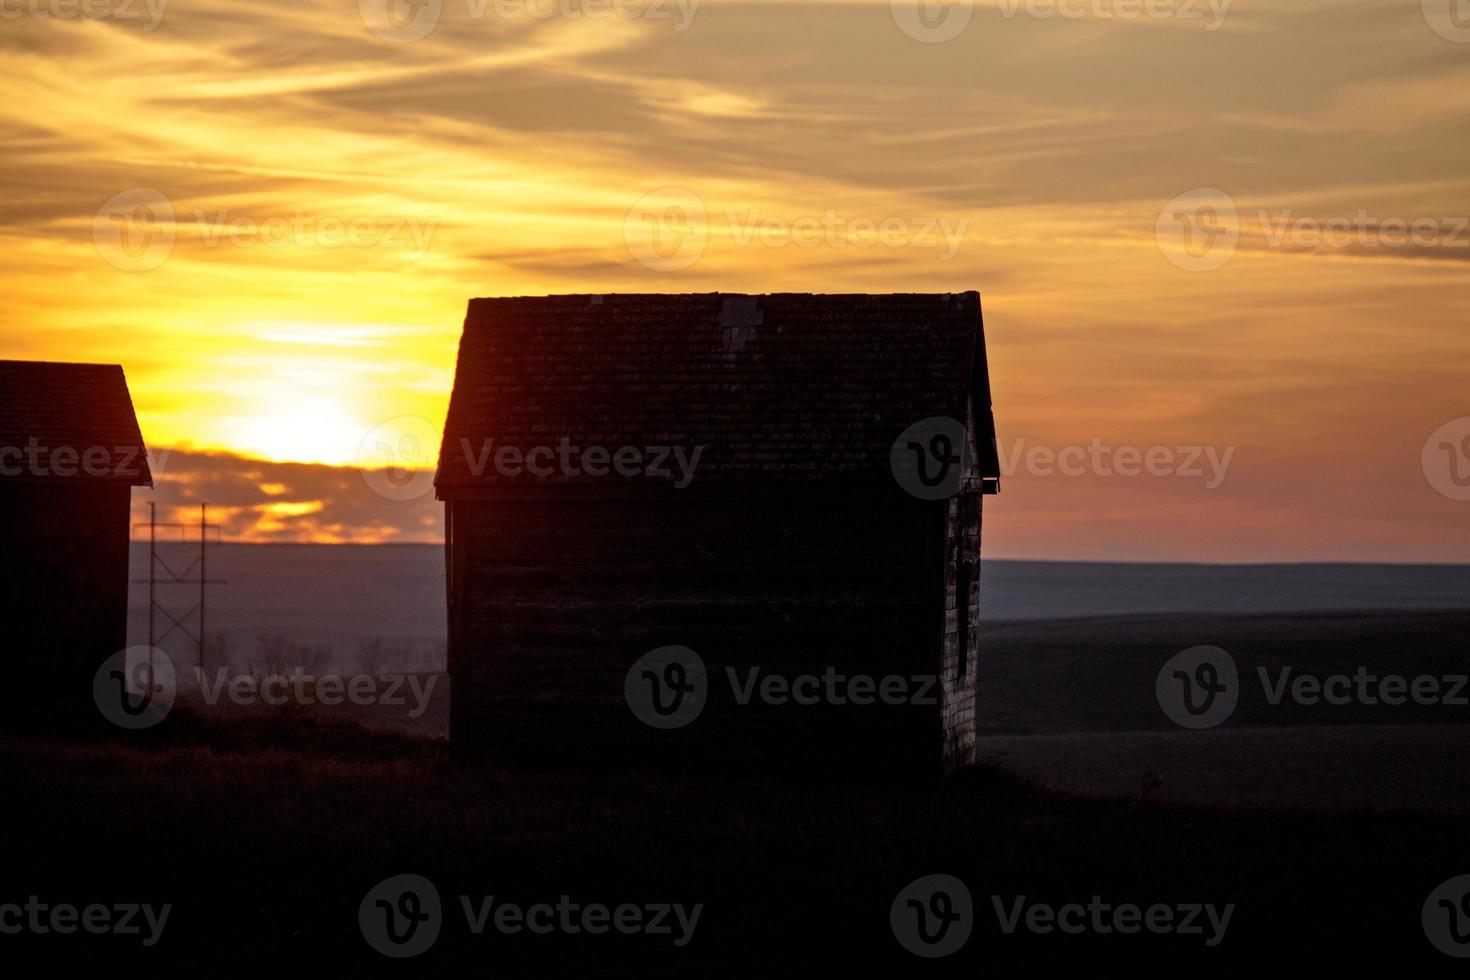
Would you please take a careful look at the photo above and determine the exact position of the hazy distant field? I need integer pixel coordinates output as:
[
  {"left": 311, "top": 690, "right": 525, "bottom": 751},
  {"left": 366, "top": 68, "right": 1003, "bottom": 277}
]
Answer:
[
  {"left": 126, "top": 542, "right": 1470, "bottom": 670},
  {"left": 125, "top": 544, "right": 1470, "bottom": 814},
  {"left": 974, "top": 611, "right": 1470, "bottom": 815}
]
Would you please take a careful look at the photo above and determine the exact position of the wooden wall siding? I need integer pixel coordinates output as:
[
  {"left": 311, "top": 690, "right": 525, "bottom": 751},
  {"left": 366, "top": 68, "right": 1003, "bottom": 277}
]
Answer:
[
  {"left": 940, "top": 491, "right": 982, "bottom": 770},
  {"left": 0, "top": 483, "right": 132, "bottom": 716},
  {"left": 447, "top": 496, "right": 948, "bottom": 776}
]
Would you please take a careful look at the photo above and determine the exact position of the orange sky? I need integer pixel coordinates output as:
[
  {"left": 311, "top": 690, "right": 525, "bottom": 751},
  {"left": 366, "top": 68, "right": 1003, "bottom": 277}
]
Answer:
[{"left": 2, "top": 0, "right": 1467, "bottom": 558}]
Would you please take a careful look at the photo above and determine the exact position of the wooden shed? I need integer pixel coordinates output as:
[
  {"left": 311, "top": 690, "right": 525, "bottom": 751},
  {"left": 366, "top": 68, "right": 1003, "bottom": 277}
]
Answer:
[
  {"left": 435, "top": 293, "right": 1000, "bottom": 776},
  {"left": 0, "top": 360, "right": 152, "bottom": 718}
]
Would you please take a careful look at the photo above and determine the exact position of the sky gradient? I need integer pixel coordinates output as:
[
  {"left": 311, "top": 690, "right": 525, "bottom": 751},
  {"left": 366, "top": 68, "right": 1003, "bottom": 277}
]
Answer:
[{"left": 3, "top": 0, "right": 1468, "bottom": 559}]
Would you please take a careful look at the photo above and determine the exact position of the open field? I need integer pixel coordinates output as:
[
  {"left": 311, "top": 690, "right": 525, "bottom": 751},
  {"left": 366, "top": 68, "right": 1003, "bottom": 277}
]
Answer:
[{"left": 170, "top": 605, "right": 1470, "bottom": 816}]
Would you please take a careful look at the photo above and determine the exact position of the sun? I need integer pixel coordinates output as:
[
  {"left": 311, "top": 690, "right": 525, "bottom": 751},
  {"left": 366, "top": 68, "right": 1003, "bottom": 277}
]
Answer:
[{"left": 233, "top": 395, "right": 370, "bottom": 467}]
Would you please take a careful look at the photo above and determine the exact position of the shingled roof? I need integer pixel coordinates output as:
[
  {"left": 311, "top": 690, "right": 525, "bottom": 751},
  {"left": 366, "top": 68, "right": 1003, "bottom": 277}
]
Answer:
[
  {"left": 435, "top": 293, "right": 998, "bottom": 496},
  {"left": 0, "top": 360, "right": 152, "bottom": 485}
]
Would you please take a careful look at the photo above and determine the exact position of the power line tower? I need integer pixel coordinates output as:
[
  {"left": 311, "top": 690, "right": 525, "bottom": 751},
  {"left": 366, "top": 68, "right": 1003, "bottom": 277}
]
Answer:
[{"left": 132, "top": 502, "right": 225, "bottom": 669}]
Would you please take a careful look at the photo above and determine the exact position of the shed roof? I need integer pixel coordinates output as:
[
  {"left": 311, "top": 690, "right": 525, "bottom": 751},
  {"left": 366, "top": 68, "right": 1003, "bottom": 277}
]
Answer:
[
  {"left": 0, "top": 360, "right": 152, "bottom": 486},
  {"left": 435, "top": 292, "right": 998, "bottom": 497}
]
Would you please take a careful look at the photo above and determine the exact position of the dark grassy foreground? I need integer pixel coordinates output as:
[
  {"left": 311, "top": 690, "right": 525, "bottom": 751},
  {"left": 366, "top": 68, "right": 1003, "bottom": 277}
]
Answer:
[{"left": 6, "top": 714, "right": 1469, "bottom": 976}]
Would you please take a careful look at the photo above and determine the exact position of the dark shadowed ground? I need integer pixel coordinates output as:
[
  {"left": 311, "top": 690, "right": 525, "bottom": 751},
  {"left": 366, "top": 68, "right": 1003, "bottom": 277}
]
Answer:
[{"left": 7, "top": 713, "right": 1470, "bottom": 975}]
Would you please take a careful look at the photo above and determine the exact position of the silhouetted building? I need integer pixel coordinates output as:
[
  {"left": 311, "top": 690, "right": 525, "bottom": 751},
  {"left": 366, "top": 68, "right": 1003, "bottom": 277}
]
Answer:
[
  {"left": 435, "top": 293, "right": 999, "bottom": 776},
  {"left": 0, "top": 360, "right": 152, "bottom": 717}
]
